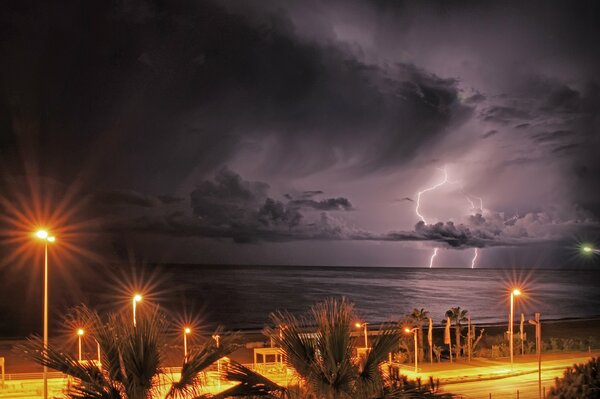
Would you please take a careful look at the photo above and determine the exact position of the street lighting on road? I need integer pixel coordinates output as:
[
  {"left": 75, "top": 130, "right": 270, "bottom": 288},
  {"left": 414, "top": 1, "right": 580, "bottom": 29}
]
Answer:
[
  {"left": 355, "top": 322, "right": 369, "bottom": 349},
  {"left": 183, "top": 327, "right": 191, "bottom": 360},
  {"left": 77, "top": 329, "right": 84, "bottom": 362},
  {"left": 405, "top": 327, "right": 418, "bottom": 373},
  {"left": 529, "top": 313, "right": 542, "bottom": 399},
  {"left": 132, "top": 294, "right": 142, "bottom": 327},
  {"left": 509, "top": 288, "right": 522, "bottom": 368},
  {"left": 34, "top": 229, "right": 56, "bottom": 399}
]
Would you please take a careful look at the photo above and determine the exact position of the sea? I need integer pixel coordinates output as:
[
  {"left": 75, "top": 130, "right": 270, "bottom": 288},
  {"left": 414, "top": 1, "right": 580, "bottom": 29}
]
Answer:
[
  {"left": 92, "top": 265, "right": 600, "bottom": 330},
  {"left": 2, "top": 265, "right": 600, "bottom": 336}
]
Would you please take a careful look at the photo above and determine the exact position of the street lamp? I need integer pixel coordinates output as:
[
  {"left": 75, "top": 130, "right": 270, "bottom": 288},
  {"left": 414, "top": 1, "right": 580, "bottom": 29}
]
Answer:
[
  {"left": 509, "top": 288, "right": 521, "bottom": 368},
  {"left": 132, "top": 294, "right": 142, "bottom": 327},
  {"left": 183, "top": 327, "right": 191, "bottom": 360},
  {"left": 34, "top": 229, "right": 56, "bottom": 399},
  {"left": 355, "top": 322, "right": 368, "bottom": 349},
  {"left": 405, "top": 327, "right": 418, "bottom": 373},
  {"left": 77, "top": 329, "right": 84, "bottom": 362},
  {"left": 213, "top": 334, "right": 221, "bottom": 388},
  {"left": 529, "top": 313, "right": 542, "bottom": 399}
]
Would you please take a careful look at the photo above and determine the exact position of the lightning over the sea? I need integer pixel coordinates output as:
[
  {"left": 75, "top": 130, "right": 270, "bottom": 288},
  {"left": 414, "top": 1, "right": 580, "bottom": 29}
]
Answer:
[
  {"left": 416, "top": 167, "right": 452, "bottom": 268},
  {"left": 464, "top": 195, "right": 484, "bottom": 268},
  {"left": 470, "top": 248, "right": 478, "bottom": 269},
  {"left": 429, "top": 248, "right": 439, "bottom": 268},
  {"left": 416, "top": 167, "right": 451, "bottom": 225}
]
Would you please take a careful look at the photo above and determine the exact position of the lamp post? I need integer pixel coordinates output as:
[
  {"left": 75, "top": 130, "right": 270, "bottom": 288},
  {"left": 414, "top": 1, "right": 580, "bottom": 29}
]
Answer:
[
  {"left": 405, "top": 327, "right": 418, "bottom": 373},
  {"left": 95, "top": 339, "right": 101, "bottom": 366},
  {"left": 77, "top": 329, "right": 84, "bottom": 362},
  {"left": 183, "top": 327, "right": 191, "bottom": 360},
  {"left": 35, "top": 229, "right": 55, "bottom": 399},
  {"left": 509, "top": 288, "right": 521, "bottom": 368},
  {"left": 132, "top": 294, "right": 142, "bottom": 327},
  {"left": 355, "top": 322, "right": 368, "bottom": 349},
  {"left": 213, "top": 334, "right": 221, "bottom": 388},
  {"left": 529, "top": 313, "right": 542, "bottom": 399}
]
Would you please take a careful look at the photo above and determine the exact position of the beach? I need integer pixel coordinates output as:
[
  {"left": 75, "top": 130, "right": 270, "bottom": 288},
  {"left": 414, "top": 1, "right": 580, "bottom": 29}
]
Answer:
[{"left": 2, "top": 316, "right": 599, "bottom": 375}]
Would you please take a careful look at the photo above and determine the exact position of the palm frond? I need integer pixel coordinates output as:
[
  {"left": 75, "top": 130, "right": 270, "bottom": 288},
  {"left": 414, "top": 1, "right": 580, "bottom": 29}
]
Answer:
[
  {"left": 18, "top": 335, "right": 123, "bottom": 399},
  {"left": 167, "top": 328, "right": 241, "bottom": 399},
  {"left": 266, "top": 311, "right": 317, "bottom": 381},
  {"left": 357, "top": 324, "right": 400, "bottom": 396},
  {"left": 208, "top": 360, "right": 287, "bottom": 398}
]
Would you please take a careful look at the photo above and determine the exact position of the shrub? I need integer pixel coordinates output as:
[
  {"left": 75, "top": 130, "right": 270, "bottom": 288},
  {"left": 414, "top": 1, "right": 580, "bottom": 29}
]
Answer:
[{"left": 548, "top": 357, "right": 600, "bottom": 399}]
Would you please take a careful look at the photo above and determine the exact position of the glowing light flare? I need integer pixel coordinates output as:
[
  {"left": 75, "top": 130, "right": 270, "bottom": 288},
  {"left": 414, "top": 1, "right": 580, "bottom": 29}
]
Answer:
[
  {"left": 77, "top": 328, "right": 84, "bottom": 336},
  {"left": 133, "top": 294, "right": 142, "bottom": 303},
  {"left": 512, "top": 289, "right": 522, "bottom": 296},
  {"left": 35, "top": 230, "right": 49, "bottom": 239},
  {"left": 184, "top": 327, "right": 191, "bottom": 334},
  {"left": 581, "top": 245, "right": 600, "bottom": 255},
  {"left": 428, "top": 248, "right": 439, "bottom": 268}
]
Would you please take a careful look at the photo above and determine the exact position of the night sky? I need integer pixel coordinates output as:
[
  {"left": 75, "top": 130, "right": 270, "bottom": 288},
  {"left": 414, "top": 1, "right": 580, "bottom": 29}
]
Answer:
[{"left": 2, "top": 0, "right": 600, "bottom": 269}]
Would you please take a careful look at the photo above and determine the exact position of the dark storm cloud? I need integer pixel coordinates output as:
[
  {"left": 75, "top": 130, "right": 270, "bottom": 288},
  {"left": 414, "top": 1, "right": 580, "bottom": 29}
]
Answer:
[
  {"left": 1, "top": 0, "right": 470, "bottom": 193},
  {"left": 95, "top": 168, "right": 598, "bottom": 249},
  {"left": 94, "top": 189, "right": 161, "bottom": 208}
]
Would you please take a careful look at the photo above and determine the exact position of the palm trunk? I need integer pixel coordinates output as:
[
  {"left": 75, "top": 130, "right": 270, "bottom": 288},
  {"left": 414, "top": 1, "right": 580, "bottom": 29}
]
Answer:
[{"left": 454, "top": 325, "right": 461, "bottom": 359}]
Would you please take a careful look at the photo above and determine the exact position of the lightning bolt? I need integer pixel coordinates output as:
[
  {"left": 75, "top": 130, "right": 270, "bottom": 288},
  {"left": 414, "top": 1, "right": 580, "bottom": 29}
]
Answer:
[
  {"left": 416, "top": 167, "right": 453, "bottom": 268},
  {"left": 429, "top": 248, "right": 439, "bottom": 268},
  {"left": 470, "top": 248, "right": 478, "bottom": 269},
  {"left": 464, "top": 194, "right": 483, "bottom": 268},
  {"left": 465, "top": 194, "right": 484, "bottom": 214},
  {"left": 416, "top": 167, "right": 451, "bottom": 225}
]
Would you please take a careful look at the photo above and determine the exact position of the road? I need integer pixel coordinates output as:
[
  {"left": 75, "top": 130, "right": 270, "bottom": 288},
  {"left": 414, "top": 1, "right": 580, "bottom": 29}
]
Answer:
[
  {"left": 442, "top": 365, "right": 564, "bottom": 399},
  {"left": 436, "top": 353, "right": 596, "bottom": 399}
]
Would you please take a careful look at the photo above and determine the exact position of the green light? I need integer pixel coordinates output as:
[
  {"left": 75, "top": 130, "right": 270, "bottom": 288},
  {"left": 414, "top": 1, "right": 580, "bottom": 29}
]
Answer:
[{"left": 582, "top": 245, "right": 593, "bottom": 253}]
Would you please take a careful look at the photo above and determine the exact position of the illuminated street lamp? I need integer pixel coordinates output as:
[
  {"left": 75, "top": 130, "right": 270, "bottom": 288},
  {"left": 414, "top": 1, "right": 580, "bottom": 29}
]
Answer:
[
  {"left": 528, "top": 313, "right": 542, "bottom": 399},
  {"left": 132, "top": 294, "right": 142, "bottom": 327},
  {"left": 405, "top": 327, "right": 418, "bottom": 373},
  {"left": 355, "top": 322, "right": 369, "bottom": 349},
  {"left": 183, "top": 327, "right": 191, "bottom": 360},
  {"left": 509, "top": 288, "right": 522, "bottom": 368},
  {"left": 77, "top": 329, "right": 84, "bottom": 362},
  {"left": 34, "top": 229, "right": 56, "bottom": 399}
]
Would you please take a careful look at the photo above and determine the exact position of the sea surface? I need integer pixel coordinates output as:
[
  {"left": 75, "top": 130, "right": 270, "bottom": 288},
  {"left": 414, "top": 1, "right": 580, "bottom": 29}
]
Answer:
[
  {"left": 93, "top": 265, "right": 600, "bottom": 330},
  {"left": 3, "top": 265, "right": 600, "bottom": 336}
]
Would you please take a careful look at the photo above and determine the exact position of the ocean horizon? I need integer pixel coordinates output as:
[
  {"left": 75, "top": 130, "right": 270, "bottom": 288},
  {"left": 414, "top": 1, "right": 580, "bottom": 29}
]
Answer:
[{"left": 2, "top": 264, "right": 600, "bottom": 337}]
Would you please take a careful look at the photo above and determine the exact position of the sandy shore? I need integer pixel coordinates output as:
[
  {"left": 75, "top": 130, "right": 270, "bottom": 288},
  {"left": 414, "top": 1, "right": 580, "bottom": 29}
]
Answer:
[{"left": 1, "top": 317, "right": 599, "bottom": 374}]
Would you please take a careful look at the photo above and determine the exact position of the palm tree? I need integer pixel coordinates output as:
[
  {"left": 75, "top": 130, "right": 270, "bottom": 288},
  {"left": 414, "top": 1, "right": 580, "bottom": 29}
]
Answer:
[
  {"left": 408, "top": 309, "right": 429, "bottom": 362},
  {"left": 444, "top": 307, "right": 468, "bottom": 360},
  {"left": 20, "top": 305, "right": 238, "bottom": 399},
  {"left": 264, "top": 297, "right": 399, "bottom": 399}
]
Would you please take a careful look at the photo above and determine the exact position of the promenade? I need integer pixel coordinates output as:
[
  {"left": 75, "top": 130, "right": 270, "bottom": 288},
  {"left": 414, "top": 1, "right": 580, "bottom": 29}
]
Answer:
[{"left": 1, "top": 351, "right": 596, "bottom": 399}]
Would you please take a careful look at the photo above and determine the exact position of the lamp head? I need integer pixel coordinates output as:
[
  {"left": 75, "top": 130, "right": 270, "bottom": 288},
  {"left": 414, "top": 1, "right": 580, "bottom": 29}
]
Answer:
[
  {"left": 47, "top": 236, "right": 56, "bottom": 243},
  {"left": 404, "top": 327, "right": 411, "bottom": 333},
  {"left": 77, "top": 329, "right": 84, "bottom": 336},
  {"left": 355, "top": 322, "right": 362, "bottom": 328},
  {"left": 35, "top": 230, "right": 49, "bottom": 239},
  {"left": 582, "top": 245, "right": 593, "bottom": 254},
  {"left": 184, "top": 327, "right": 191, "bottom": 334},
  {"left": 133, "top": 294, "right": 142, "bottom": 302},
  {"left": 512, "top": 289, "right": 521, "bottom": 296}
]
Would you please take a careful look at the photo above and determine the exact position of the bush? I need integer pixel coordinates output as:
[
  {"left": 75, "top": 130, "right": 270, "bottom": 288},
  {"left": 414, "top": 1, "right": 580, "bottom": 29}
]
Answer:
[{"left": 548, "top": 357, "right": 600, "bottom": 399}]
